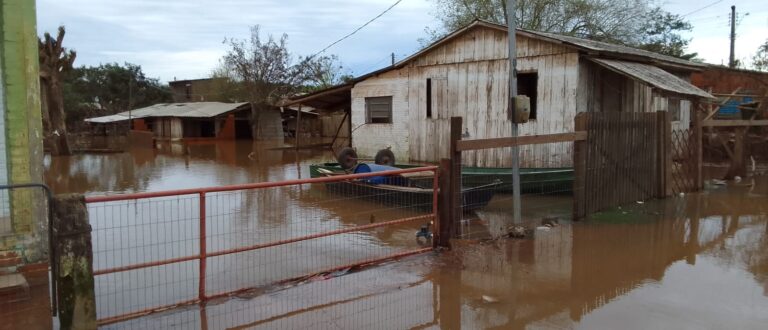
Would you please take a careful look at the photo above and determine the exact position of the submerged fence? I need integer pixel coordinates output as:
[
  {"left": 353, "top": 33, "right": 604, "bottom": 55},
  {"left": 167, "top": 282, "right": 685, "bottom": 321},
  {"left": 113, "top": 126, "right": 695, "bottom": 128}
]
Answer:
[{"left": 84, "top": 166, "right": 438, "bottom": 326}]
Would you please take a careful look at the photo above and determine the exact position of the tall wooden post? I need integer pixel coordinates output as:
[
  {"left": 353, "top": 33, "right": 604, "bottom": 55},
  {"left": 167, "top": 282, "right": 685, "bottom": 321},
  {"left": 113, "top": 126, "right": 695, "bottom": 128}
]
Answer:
[
  {"left": 295, "top": 104, "right": 302, "bottom": 150},
  {"left": 726, "top": 127, "right": 747, "bottom": 179},
  {"left": 656, "top": 111, "right": 673, "bottom": 198},
  {"left": 573, "top": 113, "right": 588, "bottom": 220},
  {"left": 505, "top": 0, "right": 522, "bottom": 225},
  {"left": 437, "top": 159, "right": 453, "bottom": 248},
  {"left": 449, "top": 117, "right": 462, "bottom": 238},
  {"left": 692, "top": 104, "right": 704, "bottom": 190}
]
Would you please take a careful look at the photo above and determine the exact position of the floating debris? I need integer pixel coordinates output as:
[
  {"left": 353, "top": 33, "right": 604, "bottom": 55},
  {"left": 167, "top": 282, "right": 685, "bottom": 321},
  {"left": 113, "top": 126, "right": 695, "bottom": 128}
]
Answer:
[
  {"left": 541, "top": 216, "right": 559, "bottom": 227},
  {"left": 507, "top": 225, "right": 526, "bottom": 238},
  {"left": 482, "top": 295, "right": 500, "bottom": 303}
]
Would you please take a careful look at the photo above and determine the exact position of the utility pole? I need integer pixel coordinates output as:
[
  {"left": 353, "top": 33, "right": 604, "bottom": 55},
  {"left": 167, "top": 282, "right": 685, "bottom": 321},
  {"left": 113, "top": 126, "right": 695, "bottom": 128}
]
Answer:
[
  {"left": 729, "top": 5, "right": 736, "bottom": 68},
  {"left": 506, "top": 0, "right": 522, "bottom": 225},
  {"left": 391, "top": 52, "right": 395, "bottom": 66}
]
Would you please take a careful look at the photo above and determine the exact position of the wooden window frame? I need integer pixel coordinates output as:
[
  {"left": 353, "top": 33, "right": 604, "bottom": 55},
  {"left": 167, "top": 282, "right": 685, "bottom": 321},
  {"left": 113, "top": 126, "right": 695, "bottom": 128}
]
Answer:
[
  {"left": 517, "top": 71, "right": 538, "bottom": 120},
  {"left": 426, "top": 78, "right": 433, "bottom": 119},
  {"left": 365, "top": 96, "right": 393, "bottom": 124}
]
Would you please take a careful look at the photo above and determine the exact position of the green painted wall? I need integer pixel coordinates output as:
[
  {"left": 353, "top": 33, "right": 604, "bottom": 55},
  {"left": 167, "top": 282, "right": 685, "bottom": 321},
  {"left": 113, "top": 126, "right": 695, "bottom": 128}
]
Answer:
[{"left": 0, "top": 0, "right": 46, "bottom": 262}]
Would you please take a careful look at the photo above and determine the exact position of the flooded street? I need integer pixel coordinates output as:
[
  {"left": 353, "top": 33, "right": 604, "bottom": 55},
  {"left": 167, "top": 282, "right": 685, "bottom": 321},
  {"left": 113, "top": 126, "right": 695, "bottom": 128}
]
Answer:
[{"left": 44, "top": 142, "right": 768, "bottom": 329}]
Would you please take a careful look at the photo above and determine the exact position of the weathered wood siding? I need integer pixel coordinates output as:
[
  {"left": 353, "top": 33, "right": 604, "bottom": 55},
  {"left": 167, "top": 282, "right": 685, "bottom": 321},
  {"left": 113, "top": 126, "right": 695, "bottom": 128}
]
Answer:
[
  {"left": 351, "top": 26, "right": 579, "bottom": 167},
  {"left": 577, "top": 59, "right": 692, "bottom": 131},
  {"left": 320, "top": 112, "right": 349, "bottom": 138}
]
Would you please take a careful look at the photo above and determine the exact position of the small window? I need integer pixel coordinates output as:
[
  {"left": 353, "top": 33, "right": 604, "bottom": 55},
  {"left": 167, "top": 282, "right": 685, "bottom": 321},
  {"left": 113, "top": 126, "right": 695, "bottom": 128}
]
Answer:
[
  {"left": 517, "top": 72, "right": 538, "bottom": 120},
  {"left": 426, "top": 78, "right": 432, "bottom": 118},
  {"left": 365, "top": 96, "right": 393, "bottom": 124}
]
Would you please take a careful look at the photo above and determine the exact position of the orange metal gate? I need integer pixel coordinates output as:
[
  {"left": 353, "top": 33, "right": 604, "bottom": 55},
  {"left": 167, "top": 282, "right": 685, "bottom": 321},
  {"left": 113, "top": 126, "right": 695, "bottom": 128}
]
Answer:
[{"left": 84, "top": 166, "right": 439, "bottom": 325}]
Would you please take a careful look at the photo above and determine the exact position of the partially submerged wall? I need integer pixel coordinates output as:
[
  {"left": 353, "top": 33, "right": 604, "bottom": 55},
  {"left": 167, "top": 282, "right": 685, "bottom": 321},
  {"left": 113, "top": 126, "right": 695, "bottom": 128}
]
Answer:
[{"left": 0, "top": 0, "right": 47, "bottom": 263}]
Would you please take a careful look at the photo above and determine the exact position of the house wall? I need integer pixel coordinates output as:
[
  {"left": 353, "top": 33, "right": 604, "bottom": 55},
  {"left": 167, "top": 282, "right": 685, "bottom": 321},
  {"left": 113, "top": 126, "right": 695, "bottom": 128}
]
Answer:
[
  {"left": 253, "top": 108, "right": 284, "bottom": 140},
  {"left": 169, "top": 78, "right": 228, "bottom": 103},
  {"left": 351, "top": 70, "right": 411, "bottom": 161},
  {"left": 691, "top": 66, "right": 768, "bottom": 94},
  {"left": 0, "top": 0, "right": 47, "bottom": 262},
  {"left": 351, "top": 27, "right": 579, "bottom": 167},
  {"left": 153, "top": 118, "right": 184, "bottom": 140}
]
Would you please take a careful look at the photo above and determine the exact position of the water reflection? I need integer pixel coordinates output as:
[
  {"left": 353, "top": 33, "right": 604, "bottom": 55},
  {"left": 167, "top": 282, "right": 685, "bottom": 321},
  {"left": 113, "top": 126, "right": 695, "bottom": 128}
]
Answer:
[{"left": 45, "top": 142, "right": 768, "bottom": 329}]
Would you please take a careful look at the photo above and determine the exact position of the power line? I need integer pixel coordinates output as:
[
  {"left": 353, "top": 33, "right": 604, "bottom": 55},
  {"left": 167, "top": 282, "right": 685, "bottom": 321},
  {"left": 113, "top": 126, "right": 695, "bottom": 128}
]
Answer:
[
  {"left": 682, "top": 0, "right": 723, "bottom": 17},
  {"left": 308, "top": 0, "right": 403, "bottom": 59}
]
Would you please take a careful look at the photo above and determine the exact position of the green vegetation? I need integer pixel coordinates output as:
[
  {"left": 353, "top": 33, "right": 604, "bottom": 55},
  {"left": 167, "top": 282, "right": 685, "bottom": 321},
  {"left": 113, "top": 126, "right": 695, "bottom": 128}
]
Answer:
[
  {"left": 753, "top": 40, "right": 768, "bottom": 72},
  {"left": 425, "top": 0, "right": 699, "bottom": 60},
  {"left": 62, "top": 63, "right": 171, "bottom": 129}
]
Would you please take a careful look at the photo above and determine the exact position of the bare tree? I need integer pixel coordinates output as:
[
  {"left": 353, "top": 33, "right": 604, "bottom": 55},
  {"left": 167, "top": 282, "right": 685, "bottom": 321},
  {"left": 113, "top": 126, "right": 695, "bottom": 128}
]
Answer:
[
  {"left": 753, "top": 40, "right": 768, "bottom": 72},
  {"left": 221, "top": 26, "right": 342, "bottom": 137},
  {"left": 39, "top": 26, "right": 76, "bottom": 156}
]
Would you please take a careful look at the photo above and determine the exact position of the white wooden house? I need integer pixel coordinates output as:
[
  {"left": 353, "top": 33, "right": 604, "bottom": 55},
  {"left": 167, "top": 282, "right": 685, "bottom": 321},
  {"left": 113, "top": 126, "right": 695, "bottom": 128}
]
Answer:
[{"left": 286, "top": 20, "right": 712, "bottom": 167}]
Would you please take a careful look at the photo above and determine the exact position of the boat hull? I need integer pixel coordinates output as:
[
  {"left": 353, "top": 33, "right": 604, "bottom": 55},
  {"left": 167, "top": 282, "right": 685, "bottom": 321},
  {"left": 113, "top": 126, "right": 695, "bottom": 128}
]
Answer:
[
  {"left": 323, "top": 181, "right": 497, "bottom": 212},
  {"left": 309, "top": 163, "right": 573, "bottom": 194}
]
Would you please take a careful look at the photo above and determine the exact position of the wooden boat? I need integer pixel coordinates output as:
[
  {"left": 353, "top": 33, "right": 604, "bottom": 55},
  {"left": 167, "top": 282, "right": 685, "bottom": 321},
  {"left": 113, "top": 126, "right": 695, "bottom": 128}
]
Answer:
[
  {"left": 315, "top": 165, "right": 500, "bottom": 211},
  {"left": 309, "top": 163, "right": 573, "bottom": 194}
]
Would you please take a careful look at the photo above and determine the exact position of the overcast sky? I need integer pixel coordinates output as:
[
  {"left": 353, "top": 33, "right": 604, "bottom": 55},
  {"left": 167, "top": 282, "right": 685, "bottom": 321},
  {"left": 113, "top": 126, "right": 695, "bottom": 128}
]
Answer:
[{"left": 36, "top": 0, "right": 768, "bottom": 83}]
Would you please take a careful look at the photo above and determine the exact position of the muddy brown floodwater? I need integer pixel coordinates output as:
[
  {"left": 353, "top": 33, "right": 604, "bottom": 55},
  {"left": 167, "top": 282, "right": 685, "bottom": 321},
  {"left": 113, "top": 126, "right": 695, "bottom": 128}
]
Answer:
[{"left": 44, "top": 141, "right": 768, "bottom": 329}]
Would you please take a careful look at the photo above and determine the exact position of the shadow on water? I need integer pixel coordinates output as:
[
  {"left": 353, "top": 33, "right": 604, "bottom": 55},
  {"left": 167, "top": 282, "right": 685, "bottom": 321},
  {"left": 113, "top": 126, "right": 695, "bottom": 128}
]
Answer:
[{"left": 44, "top": 141, "right": 768, "bottom": 329}]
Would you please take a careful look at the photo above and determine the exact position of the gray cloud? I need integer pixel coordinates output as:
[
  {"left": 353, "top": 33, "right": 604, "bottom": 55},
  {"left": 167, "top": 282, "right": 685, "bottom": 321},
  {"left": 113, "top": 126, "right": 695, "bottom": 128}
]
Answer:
[{"left": 37, "top": 0, "right": 436, "bottom": 82}]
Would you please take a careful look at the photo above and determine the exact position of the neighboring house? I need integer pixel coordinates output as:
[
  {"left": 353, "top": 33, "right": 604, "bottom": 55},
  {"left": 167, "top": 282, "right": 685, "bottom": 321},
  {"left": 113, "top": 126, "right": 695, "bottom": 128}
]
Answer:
[
  {"left": 691, "top": 65, "right": 767, "bottom": 119},
  {"left": 86, "top": 102, "right": 272, "bottom": 140},
  {"left": 286, "top": 20, "right": 713, "bottom": 168},
  {"left": 169, "top": 78, "right": 229, "bottom": 103}
]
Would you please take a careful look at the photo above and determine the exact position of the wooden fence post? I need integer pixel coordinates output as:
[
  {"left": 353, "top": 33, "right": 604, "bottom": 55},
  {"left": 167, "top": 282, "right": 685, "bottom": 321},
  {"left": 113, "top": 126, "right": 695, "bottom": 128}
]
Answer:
[
  {"left": 692, "top": 104, "right": 704, "bottom": 190},
  {"left": 573, "top": 112, "right": 588, "bottom": 220},
  {"left": 656, "top": 111, "right": 673, "bottom": 198},
  {"left": 664, "top": 111, "right": 673, "bottom": 197},
  {"left": 437, "top": 159, "right": 453, "bottom": 248},
  {"left": 449, "top": 117, "right": 462, "bottom": 238},
  {"left": 53, "top": 194, "right": 97, "bottom": 329}
]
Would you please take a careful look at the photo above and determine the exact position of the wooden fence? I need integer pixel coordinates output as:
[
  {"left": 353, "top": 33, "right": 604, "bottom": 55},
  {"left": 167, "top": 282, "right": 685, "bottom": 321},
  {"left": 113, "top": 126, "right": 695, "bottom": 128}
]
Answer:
[
  {"left": 437, "top": 111, "right": 703, "bottom": 244},
  {"left": 573, "top": 111, "right": 702, "bottom": 219}
]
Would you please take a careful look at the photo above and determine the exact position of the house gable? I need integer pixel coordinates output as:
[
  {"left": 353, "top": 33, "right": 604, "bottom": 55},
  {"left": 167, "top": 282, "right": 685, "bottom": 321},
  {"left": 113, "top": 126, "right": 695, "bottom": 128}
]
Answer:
[{"left": 406, "top": 24, "right": 573, "bottom": 67}]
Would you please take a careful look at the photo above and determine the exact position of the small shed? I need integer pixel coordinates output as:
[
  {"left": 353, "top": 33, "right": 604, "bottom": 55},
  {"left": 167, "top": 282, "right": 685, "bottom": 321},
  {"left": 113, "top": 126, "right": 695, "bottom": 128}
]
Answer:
[
  {"left": 85, "top": 102, "right": 263, "bottom": 141},
  {"left": 286, "top": 20, "right": 713, "bottom": 167}
]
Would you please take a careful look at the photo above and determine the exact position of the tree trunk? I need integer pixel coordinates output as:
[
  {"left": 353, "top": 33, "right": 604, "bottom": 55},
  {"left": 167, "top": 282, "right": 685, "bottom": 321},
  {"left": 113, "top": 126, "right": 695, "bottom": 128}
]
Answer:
[
  {"left": 250, "top": 102, "right": 259, "bottom": 139},
  {"left": 42, "top": 76, "right": 71, "bottom": 155}
]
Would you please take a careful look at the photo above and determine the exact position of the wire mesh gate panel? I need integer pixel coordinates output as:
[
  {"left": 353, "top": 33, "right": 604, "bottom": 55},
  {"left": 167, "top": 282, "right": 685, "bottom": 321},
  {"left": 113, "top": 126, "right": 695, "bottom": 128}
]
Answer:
[
  {"left": 576, "top": 112, "right": 663, "bottom": 218},
  {"left": 84, "top": 167, "right": 438, "bottom": 326},
  {"left": 671, "top": 129, "right": 698, "bottom": 194}
]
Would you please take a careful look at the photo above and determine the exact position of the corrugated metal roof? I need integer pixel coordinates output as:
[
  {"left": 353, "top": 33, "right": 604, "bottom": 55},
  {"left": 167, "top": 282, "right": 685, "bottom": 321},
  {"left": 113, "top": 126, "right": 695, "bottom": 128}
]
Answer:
[
  {"left": 393, "top": 20, "right": 704, "bottom": 71},
  {"left": 85, "top": 114, "right": 131, "bottom": 123},
  {"left": 589, "top": 58, "right": 714, "bottom": 99},
  {"left": 85, "top": 102, "right": 250, "bottom": 123}
]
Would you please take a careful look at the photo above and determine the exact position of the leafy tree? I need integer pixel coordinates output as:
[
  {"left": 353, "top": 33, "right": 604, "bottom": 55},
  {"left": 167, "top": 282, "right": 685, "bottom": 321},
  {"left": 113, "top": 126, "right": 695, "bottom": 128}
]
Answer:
[
  {"left": 220, "top": 25, "right": 346, "bottom": 136},
  {"left": 425, "top": 0, "right": 697, "bottom": 59},
  {"left": 753, "top": 40, "right": 768, "bottom": 72},
  {"left": 63, "top": 63, "right": 172, "bottom": 128}
]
